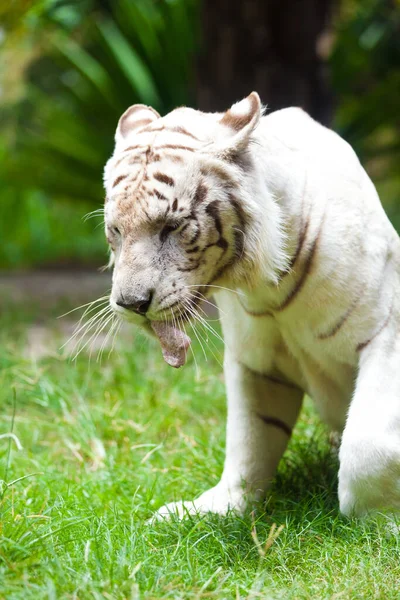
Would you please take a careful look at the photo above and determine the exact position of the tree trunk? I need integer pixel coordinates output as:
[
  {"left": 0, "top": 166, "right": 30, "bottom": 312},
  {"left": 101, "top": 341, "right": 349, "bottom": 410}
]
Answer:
[{"left": 197, "top": 0, "right": 335, "bottom": 124}]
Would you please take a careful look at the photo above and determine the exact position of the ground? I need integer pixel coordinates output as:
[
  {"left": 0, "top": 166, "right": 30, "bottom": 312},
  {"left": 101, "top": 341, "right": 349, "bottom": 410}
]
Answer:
[{"left": 1, "top": 271, "right": 400, "bottom": 599}]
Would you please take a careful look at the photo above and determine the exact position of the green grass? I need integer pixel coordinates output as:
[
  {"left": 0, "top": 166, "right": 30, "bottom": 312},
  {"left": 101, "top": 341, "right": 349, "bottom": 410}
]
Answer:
[{"left": 1, "top": 302, "right": 400, "bottom": 599}]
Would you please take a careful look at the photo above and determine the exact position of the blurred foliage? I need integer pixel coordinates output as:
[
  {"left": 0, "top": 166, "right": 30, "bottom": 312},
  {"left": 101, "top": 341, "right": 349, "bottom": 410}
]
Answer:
[
  {"left": 330, "top": 0, "right": 400, "bottom": 230},
  {"left": 0, "top": 0, "right": 199, "bottom": 268},
  {"left": 0, "top": 0, "right": 399, "bottom": 269}
]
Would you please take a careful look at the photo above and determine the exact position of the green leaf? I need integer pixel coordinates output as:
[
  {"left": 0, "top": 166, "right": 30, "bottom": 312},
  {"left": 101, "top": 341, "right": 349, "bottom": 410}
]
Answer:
[
  {"left": 97, "top": 18, "right": 161, "bottom": 108},
  {"left": 52, "top": 34, "right": 118, "bottom": 108}
]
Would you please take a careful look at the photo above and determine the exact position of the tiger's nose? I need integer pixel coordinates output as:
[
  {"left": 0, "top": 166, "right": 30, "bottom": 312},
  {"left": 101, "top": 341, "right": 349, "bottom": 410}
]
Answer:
[{"left": 116, "top": 291, "right": 153, "bottom": 315}]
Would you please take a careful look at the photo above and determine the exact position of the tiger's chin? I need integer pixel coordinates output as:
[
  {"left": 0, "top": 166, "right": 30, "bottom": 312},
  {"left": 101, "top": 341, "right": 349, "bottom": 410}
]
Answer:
[
  {"left": 119, "top": 312, "right": 192, "bottom": 369},
  {"left": 111, "top": 296, "right": 192, "bottom": 368}
]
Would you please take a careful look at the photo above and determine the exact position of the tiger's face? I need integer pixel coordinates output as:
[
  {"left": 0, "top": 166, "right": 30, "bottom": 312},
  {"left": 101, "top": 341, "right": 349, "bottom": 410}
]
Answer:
[{"left": 103, "top": 93, "right": 262, "bottom": 332}]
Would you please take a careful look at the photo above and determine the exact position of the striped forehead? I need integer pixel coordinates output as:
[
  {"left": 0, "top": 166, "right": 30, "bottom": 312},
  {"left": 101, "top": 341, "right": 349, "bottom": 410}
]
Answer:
[
  {"left": 109, "top": 150, "right": 192, "bottom": 200},
  {"left": 107, "top": 124, "right": 203, "bottom": 191},
  {"left": 106, "top": 158, "right": 198, "bottom": 231},
  {"left": 105, "top": 120, "right": 206, "bottom": 211}
]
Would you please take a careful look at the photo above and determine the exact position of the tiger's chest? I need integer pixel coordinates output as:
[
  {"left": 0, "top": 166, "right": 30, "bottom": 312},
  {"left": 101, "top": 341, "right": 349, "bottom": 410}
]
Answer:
[{"left": 217, "top": 286, "right": 358, "bottom": 430}]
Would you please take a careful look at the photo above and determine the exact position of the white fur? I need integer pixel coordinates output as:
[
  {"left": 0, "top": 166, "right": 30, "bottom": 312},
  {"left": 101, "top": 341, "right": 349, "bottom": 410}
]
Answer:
[{"left": 104, "top": 94, "right": 400, "bottom": 520}]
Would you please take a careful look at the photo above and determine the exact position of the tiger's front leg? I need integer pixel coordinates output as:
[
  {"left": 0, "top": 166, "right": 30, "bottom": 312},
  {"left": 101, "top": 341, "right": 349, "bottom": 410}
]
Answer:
[{"left": 153, "top": 350, "right": 303, "bottom": 520}]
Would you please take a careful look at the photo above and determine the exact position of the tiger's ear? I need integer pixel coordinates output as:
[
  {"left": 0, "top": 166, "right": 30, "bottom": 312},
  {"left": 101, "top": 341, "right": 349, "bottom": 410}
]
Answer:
[
  {"left": 115, "top": 104, "right": 160, "bottom": 147},
  {"left": 216, "top": 92, "right": 262, "bottom": 157}
]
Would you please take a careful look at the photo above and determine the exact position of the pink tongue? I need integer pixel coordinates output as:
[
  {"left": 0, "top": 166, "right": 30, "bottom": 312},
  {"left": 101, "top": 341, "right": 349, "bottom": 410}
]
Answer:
[{"left": 151, "top": 321, "right": 191, "bottom": 368}]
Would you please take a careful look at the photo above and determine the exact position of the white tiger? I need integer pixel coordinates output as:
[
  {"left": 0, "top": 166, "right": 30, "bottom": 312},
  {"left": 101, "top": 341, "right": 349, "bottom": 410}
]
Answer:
[{"left": 103, "top": 92, "right": 400, "bottom": 519}]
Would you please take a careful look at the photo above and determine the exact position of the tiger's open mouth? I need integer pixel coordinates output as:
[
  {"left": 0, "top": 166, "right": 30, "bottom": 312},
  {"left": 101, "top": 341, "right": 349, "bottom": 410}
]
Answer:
[
  {"left": 150, "top": 320, "right": 191, "bottom": 368},
  {"left": 113, "top": 302, "right": 192, "bottom": 368},
  {"left": 149, "top": 294, "right": 205, "bottom": 368}
]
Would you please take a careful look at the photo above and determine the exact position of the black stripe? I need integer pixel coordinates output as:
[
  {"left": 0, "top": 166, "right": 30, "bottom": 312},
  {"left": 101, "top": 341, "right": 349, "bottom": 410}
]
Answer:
[
  {"left": 238, "top": 297, "right": 273, "bottom": 317},
  {"left": 240, "top": 361, "right": 301, "bottom": 391},
  {"left": 154, "top": 172, "right": 174, "bottom": 186},
  {"left": 318, "top": 298, "right": 358, "bottom": 340},
  {"left": 356, "top": 301, "right": 393, "bottom": 352},
  {"left": 123, "top": 144, "right": 144, "bottom": 152},
  {"left": 112, "top": 174, "right": 128, "bottom": 188},
  {"left": 257, "top": 414, "right": 292, "bottom": 437},
  {"left": 193, "top": 182, "right": 208, "bottom": 206},
  {"left": 280, "top": 177, "right": 309, "bottom": 280},
  {"left": 276, "top": 228, "right": 321, "bottom": 312},
  {"left": 156, "top": 144, "right": 196, "bottom": 152},
  {"left": 205, "top": 201, "right": 222, "bottom": 234},
  {"left": 187, "top": 225, "right": 200, "bottom": 245},
  {"left": 283, "top": 217, "right": 310, "bottom": 278},
  {"left": 153, "top": 189, "right": 168, "bottom": 201},
  {"left": 176, "top": 263, "right": 200, "bottom": 272},
  {"left": 216, "top": 237, "right": 229, "bottom": 251},
  {"left": 228, "top": 194, "right": 248, "bottom": 229},
  {"left": 170, "top": 126, "right": 200, "bottom": 141},
  {"left": 233, "top": 228, "right": 244, "bottom": 260},
  {"left": 165, "top": 154, "right": 184, "bottom": 163},
  {"left": 209, "top": 260, "right": 233, "bottom": 284}
]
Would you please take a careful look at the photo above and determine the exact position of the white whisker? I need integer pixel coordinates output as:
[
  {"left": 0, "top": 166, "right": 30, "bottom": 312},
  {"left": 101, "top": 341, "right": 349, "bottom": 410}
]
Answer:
[
  {"left": 185, "top": 284, "right": 244, "bottom": 297},
  {"left": 69, "top": 312, "right": 112, "bottom": 359},
  {"left": 180, "top": 299, "right": 224, "bottom": 367},
  {"left": 73, "top": 310, "right": 115, "bottom": 361},
  {"left": 83, "top": 208, "right": 105, "bottom": 222},
  {"left": 97, "top": 315, "right": 119, "bottom": 362},
  {"left": 188, "top": 311, "right": 222, "bottom": 367},
  {"left": 195, "top": 300, "right": 222, "bottom": 323},
  {"left": 69, "top": 308, "right": 113, "bottom": 358},
  {"left": 58, "top": 295, "right": 110, "bottom": 319},
  {"left": 190, "top": 318, "right": 223, "bottom": 367},
  {"left": 73, "top": 300, "right": 111, "bottom": 334},
  {"left": 190, "top": 310, "right": 224, "bottom": 345},
  {"left": 186, "top": 307, "right": 207, "bottom": 361},
  {"left": 62, "top": 305, "right": 112, "bottom": 350},
  {"left": 177, "top": 305, "right": 199, "bottom": 376},
  {"left": 169, "top": 307, "right": 179, "bottom": 345},
  {"left": 183, "top": 298, "right": 224, "bottom": 344},
  {"left": 108, "top": 318, "right": 122, "bottom": 358},
  {"left": 184, "top": 288, "right": 224, "bottom": 319}
]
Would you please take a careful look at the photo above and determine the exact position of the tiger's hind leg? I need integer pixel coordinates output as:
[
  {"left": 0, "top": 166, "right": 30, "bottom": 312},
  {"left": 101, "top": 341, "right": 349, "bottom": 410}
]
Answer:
[{"left": 338, "top": 324, "right": 400, "bottom": 517}]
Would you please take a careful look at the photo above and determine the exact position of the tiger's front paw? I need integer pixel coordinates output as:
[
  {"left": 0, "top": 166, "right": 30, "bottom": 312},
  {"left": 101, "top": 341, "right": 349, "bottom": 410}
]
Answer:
[{"left": 151, "top": 484, "right": 247, "bottom": 521}]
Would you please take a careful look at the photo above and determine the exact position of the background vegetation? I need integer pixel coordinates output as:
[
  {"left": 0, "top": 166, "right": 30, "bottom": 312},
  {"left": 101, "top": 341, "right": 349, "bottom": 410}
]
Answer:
[{"left": 0, "top": 0, "right": 399, "bottom": 269}]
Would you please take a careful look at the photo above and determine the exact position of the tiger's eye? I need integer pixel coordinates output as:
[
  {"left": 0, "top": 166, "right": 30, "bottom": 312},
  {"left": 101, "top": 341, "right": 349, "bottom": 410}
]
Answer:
[{"left": 160, "top": 221, "right": 183, "bottom": 242}]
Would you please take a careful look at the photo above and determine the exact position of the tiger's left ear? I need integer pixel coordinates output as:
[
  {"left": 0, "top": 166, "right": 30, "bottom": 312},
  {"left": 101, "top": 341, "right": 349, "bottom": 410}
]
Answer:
[
  {"left": 115, "top": 104, "right": 160, "bottom": 149},
  {"left": 216, "top": 92, "right": 262, "bottom": 157}
]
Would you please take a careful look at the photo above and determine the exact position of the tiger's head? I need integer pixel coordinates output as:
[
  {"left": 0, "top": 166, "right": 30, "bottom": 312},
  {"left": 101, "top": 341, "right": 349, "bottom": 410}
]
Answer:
[{"left": 103, "top": 92, "right": 285, "bottom": 357}]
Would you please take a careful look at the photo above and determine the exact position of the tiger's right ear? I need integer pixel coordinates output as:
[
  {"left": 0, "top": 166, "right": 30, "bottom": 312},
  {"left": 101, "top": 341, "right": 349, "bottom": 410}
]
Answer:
[{"left": 115, "top": 104, "right": 160, "bottom": 148}]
